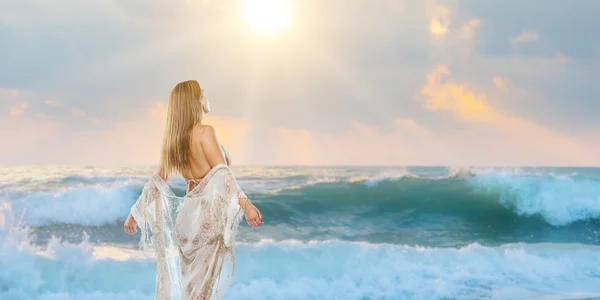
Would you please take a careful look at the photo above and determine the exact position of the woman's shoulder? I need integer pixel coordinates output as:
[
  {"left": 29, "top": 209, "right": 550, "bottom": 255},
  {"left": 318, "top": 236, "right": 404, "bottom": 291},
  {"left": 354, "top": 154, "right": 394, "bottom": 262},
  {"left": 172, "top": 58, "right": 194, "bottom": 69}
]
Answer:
[
  {"left": 192, "top": 123, "right": 218, "bottom": 141},
  {"left": 193, "top": 123, "right": 215, "bottom": 133}
]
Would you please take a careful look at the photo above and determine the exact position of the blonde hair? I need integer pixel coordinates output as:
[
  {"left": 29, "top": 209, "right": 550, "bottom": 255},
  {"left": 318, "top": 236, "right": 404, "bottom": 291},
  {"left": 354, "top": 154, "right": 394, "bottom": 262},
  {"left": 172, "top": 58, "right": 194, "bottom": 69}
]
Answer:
[{"left": 161, "top": 80, "right": 207, "bottom": 178}]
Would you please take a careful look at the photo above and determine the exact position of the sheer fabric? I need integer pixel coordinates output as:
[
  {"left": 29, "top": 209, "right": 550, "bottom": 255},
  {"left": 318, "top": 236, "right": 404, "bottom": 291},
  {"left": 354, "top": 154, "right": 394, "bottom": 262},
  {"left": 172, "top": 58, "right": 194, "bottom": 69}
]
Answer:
[{"left": 130, "top": 163, "right": 245, "bottom": 300}]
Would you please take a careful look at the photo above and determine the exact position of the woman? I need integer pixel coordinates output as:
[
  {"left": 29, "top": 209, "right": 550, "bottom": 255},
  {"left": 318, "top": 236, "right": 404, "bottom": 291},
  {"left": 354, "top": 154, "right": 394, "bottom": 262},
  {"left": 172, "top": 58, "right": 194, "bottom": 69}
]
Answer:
[{"left": 123, "top": 80, "right": 263, "bottom": 300}]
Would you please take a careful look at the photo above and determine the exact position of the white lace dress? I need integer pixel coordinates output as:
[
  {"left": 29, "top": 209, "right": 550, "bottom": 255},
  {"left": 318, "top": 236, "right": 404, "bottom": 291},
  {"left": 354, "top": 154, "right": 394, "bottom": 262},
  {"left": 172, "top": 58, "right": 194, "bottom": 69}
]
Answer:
[{"left": 130, "top": 153, "right": 246, "bottom": 300}]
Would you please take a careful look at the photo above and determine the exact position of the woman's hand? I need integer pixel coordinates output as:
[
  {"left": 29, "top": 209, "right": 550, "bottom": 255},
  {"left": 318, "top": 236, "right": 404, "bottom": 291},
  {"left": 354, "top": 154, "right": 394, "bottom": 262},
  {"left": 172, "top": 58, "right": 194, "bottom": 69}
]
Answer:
[
  {"left": 124, "top": 214, "right": 137, "bottom": 234},
  {"left": 242, "top": 200, "right": 263, "bottom": 227}
]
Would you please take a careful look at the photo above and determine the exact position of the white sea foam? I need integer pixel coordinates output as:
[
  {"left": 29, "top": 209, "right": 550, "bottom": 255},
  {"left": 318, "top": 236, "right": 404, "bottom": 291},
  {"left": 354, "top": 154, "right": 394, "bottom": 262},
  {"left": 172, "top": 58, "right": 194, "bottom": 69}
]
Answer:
[
  {"left": 5, "top": 184, "right": 142, "bottom": 226},
  {"left": 469, "top": 172, "right": 600, "bottom": 225}
]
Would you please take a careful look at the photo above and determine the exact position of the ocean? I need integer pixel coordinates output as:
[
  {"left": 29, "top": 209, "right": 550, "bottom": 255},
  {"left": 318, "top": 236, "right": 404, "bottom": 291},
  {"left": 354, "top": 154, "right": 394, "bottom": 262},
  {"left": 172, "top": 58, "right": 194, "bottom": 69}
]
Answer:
[{"left": 1, "top": 165, "right": 599, "bottom": 299}]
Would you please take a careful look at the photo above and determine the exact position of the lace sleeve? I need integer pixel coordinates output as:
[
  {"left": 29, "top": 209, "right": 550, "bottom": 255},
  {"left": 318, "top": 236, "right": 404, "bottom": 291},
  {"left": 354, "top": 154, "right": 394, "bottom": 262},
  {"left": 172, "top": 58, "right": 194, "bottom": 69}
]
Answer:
[
  {"left": 129, "top": 179, "right": 158, "bottom": 226},
  {"left": 130, "top": 175, "right": 177, "bottom": 300},
  {"left": 222, "top": 171, "right": 245, "bottom": 238}
]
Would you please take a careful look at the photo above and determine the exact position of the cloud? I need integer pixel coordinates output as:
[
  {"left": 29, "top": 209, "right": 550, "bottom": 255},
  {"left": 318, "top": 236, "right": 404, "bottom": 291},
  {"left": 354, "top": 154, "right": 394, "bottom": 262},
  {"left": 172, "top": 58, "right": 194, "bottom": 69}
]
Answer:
[
  {"left": 71, "top": 107, "right": 102, "bottom": 125},
  {"left": 457, "top": 18, "right": 481, "bottom": 40},
  {"left": 9, "top": 103, "right": 30, "bottom": 116},
  {"left": 71, "top": 107, "right": 88, "bottom": 117},
  {"left": 430, "top": 19, "right": 448, "bottom": 36},
  {"left": 427, "top": 3, "right": 451, "bottom": 37},
  {"left": 0, "top": 88, "right": 20, "bottom": 97},
  {"left": 417, "top": 65, "right": 599, "bottom": 165},
  {"left": 36, "top": 113, "right": 53, "bottom": 119},
  {"left": 44, "top": 99, "right": 61, "bottom": 106},
  {"left": 492, "top": 76, "right": 507, "bottom": 88},
  {"left": 420, "top": 65, "right": 496, "bottom": 122},
  {"left": 512, "top": 31, "right": 539, "bottom": 44}
]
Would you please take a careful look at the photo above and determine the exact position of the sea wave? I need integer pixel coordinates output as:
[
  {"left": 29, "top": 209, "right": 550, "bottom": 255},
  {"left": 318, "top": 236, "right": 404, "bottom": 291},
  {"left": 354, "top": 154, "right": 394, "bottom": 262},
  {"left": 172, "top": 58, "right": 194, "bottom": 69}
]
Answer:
[
  {"left": 1, "top": 202, "right": 599, "bottom": 300},
  {"left": 228, "top": 239, "right": 600, "bottom": 300},
  {"left": 2, "top": 170, "right": 599, "bottom": 228},
  {"left": 3, "top": 183, "right": 144, "bottom": 227},
  {"left": 469, "top": 172, "right": 600, "bottom": 225},
  {"left": 264, "top": 171, "right": 600, "bottom": 226}
]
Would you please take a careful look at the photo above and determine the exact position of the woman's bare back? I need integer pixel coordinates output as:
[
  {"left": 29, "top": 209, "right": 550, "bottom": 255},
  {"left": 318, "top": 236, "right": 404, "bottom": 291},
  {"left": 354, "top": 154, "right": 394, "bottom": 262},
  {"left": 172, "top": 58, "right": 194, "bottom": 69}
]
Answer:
[{"left": 183, "top": 124, "right": 229, "bottom": 191}]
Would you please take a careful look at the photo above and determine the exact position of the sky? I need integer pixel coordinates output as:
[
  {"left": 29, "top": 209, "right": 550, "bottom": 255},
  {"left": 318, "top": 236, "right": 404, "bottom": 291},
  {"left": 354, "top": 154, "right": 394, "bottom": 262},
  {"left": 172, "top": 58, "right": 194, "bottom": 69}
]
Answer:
[{"left": 1, "top": 0, "right": 599, "bottom": 166}]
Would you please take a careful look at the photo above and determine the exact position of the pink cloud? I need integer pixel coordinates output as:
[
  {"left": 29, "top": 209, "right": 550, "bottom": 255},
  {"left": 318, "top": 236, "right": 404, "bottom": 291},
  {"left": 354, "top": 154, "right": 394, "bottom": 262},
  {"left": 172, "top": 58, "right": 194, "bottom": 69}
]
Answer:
[{"left": 9, "top": 103, "right": 30, "bottom": 116}]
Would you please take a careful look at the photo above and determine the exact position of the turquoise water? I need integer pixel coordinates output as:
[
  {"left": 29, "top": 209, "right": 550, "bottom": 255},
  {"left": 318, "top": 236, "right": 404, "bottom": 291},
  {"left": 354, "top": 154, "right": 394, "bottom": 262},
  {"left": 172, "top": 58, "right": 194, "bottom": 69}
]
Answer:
[{"left": 1, "top": 166, "right": 599, "bottom": 299}]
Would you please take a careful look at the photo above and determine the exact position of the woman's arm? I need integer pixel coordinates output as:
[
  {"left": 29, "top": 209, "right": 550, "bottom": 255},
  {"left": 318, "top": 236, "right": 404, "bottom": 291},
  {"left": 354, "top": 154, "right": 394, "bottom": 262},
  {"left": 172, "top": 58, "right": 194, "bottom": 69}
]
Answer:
[{"left": 196, "top": 124, "right": 263, "bottom": 227}]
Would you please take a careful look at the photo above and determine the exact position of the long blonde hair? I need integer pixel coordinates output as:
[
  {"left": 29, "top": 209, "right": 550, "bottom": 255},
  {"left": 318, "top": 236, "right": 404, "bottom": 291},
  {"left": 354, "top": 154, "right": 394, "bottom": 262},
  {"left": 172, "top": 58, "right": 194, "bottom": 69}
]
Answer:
[{"left": 161, "top": 80, "right": 207, "bottom": 178}]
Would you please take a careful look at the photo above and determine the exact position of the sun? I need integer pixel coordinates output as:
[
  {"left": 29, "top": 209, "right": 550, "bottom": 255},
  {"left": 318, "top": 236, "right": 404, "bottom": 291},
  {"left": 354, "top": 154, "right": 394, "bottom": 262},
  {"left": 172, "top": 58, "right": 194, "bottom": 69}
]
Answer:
[{"left": 242, "top": 0, "right": 292, "bottom": 34}]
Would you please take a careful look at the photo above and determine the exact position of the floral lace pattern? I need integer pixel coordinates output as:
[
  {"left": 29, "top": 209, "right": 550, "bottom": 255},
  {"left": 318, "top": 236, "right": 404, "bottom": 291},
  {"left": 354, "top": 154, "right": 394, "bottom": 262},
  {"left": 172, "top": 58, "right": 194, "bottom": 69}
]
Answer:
[{"left": 130, "top": 164, "right": 245, "bottom": 300}]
